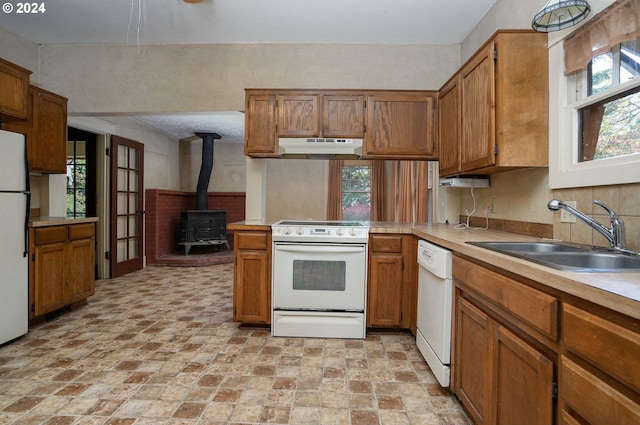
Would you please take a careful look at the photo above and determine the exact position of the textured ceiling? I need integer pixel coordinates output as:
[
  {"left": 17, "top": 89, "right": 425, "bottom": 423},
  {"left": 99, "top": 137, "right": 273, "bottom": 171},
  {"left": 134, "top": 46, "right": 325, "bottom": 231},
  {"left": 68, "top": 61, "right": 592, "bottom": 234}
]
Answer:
[
  {"left": 0, "top": 0, "right": 498, "bottom": 45},
  {"left": 133, "top": 112, "right": 245, "bottom": 140}
]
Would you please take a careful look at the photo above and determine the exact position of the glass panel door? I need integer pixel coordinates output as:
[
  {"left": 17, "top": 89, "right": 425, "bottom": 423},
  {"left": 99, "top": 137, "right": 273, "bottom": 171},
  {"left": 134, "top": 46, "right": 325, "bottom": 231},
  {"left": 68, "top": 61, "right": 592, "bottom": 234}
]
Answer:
[{"left": 110, "top": 135, "right": 144, "bottom": 278}]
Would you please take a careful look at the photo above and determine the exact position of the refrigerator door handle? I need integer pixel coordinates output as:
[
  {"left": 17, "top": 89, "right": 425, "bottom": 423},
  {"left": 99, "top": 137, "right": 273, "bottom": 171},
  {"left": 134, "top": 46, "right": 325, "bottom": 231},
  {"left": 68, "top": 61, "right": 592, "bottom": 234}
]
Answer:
[{"left": 23, "top": 191, "right": 31, "bottom": 257}]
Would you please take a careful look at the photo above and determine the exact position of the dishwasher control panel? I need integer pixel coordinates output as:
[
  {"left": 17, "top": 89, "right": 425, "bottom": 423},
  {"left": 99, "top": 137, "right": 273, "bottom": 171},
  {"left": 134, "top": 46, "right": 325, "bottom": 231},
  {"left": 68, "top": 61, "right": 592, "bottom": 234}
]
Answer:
[{"left": 417, "top": 240, "right": 452, "bottom": 279}]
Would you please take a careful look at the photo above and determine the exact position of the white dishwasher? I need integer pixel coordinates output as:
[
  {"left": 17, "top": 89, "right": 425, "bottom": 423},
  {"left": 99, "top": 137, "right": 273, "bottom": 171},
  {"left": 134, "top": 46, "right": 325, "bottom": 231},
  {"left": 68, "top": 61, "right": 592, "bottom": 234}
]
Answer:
[{"left": 416, "top": 239, "right": 453, "bottom": 387}]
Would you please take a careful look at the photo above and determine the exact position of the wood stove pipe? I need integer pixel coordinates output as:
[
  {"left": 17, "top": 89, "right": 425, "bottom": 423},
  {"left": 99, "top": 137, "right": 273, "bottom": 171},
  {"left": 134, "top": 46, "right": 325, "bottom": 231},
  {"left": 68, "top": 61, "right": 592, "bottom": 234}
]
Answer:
[{"left": 194, "top": 132, "right": 221, "bottom": 210}]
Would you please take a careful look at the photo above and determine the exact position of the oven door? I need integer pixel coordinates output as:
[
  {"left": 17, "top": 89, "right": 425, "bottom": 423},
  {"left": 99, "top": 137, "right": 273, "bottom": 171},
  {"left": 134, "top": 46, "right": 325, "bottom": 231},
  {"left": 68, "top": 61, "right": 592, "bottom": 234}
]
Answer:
[{"left": 272, "top": 242, "right": 367, "bottom": 311}]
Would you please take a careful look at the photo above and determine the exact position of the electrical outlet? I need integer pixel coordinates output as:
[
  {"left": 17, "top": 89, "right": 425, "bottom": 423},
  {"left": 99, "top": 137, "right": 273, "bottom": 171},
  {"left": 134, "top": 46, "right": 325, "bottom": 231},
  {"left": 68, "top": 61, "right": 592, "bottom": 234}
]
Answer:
[
  {"left": 560, "top": 201, "right": 577, "bottom": 223},
  {"left": 489, "top": 198, "right": 496, "bottom": 213}
]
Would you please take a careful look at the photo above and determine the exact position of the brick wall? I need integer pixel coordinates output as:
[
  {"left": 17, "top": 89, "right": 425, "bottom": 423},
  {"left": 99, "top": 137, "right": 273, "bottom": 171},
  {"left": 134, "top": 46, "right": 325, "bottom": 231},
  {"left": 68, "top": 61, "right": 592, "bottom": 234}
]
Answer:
[{"left": 145, "top": 189, "right": 246, "bottom": 263}]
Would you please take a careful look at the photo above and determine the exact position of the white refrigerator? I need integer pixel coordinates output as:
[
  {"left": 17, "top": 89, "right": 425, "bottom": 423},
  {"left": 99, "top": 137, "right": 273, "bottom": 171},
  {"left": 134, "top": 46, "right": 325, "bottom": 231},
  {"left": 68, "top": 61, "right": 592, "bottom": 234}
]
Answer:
[{"left": 0, "top": 129, "right": 30, "bottom": 345}]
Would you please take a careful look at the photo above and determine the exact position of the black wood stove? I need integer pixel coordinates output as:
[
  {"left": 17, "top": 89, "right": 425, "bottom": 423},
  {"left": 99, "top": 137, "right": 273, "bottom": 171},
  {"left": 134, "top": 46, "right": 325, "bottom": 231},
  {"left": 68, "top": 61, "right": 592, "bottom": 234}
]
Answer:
[{"left": 177, "top": 132, "right": 230, "bottom": 255}]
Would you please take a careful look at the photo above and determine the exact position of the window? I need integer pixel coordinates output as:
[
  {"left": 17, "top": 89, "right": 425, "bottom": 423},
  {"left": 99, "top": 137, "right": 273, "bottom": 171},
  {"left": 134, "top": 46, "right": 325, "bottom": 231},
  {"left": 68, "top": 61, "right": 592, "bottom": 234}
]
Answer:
[
  {"left": 578, "top": 39, "right": 640, "bottom": 162},
  {"left": 549, "top": 0, "right": 640, "bottom": 188},
  {"left": 67, "top": 140, "right": 87, "bottom": 218},
  {"left": 342, "top": 165, "right": 371, "bottom": 220}
]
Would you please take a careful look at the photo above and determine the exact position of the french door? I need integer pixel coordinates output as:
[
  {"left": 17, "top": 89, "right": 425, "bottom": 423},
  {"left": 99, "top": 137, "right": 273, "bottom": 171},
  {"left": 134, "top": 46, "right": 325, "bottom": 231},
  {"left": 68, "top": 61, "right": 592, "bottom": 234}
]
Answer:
[{"left": 110, "top": 135, "right": 144, "bottom": 278}]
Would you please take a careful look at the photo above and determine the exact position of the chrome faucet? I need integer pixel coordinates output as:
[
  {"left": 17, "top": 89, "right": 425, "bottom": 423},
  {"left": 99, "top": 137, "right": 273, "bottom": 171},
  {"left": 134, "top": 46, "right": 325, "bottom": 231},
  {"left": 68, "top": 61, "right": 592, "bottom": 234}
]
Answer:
[{"left": 547, "top": 199, "right": 626, "bottom": 249}]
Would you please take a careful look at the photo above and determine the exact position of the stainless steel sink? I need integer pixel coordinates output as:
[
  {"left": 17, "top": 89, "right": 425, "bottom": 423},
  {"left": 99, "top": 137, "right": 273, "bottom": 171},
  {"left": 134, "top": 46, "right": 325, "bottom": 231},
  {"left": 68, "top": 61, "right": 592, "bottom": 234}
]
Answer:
[
  {"left": 468, "top": 241, "right": 589, "bottom": 253},
  {"left": 523, "top": 252, "right": 640, "bottom": 272},
  {"left": 467, "top": 241, "right": 640, "bottom": 272}
]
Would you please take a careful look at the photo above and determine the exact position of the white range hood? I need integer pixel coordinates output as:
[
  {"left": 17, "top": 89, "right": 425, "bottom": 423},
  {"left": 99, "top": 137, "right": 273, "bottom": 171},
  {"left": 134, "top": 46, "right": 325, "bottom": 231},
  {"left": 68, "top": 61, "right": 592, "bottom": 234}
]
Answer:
[{"left": 278, "top": 137, "right": 363, "bottom": 159}]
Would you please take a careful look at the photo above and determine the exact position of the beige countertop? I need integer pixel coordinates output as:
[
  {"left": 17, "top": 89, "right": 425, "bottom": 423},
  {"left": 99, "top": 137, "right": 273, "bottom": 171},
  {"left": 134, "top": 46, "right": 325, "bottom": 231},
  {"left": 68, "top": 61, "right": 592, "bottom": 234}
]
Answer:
[
  {"left": 30, "top": 216, "right": 99, "bottom": 227},
  {"left": 409, "top": 223, "right": 640, "bottom": 320},
  {"left": 228, "top": 220, "right": 640, "bottom": 320}
]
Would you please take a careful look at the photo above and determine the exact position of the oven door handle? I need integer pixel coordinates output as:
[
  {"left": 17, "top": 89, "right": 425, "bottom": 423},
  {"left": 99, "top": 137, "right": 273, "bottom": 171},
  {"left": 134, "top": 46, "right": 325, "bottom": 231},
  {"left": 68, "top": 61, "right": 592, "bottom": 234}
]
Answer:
[{"left": 274, "top": 245, "right": 365, "bottom": 254}]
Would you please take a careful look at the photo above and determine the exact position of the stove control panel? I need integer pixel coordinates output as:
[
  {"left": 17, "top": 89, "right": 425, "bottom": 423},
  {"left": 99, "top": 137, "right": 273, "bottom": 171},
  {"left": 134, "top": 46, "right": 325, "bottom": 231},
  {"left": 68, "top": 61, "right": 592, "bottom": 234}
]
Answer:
[{"left": 272, "top": 222, "right": 369, "bottom": 243}]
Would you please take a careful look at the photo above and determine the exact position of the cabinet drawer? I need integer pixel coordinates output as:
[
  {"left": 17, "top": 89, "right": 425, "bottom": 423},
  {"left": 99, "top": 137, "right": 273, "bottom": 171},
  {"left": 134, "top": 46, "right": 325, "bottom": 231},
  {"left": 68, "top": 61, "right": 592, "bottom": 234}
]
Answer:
[
  {"left": 369, "top": 235, "right": 402, "bottom": 253},
  {"left": 560, "top": 356, "right": 640, "bottom": 425},
  {"left": 453, "top": 256, "right": 558, "bottom": 340},
  {"left": 69, "top": 223, "right": 95, "bottom": 240},
  {"left": 34, "top": 226, "right": 67, "bottom": 244},
  {"left": 236, "top": 232, "right": 269, "bottom": 250},
  {"left": 563, "top": 303, "right": 640, "bottom": 393}
]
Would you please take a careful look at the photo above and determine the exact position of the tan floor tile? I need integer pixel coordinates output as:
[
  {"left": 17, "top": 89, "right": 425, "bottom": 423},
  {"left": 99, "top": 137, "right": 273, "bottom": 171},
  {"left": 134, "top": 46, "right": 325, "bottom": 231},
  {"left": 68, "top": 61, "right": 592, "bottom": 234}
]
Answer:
[{"left": 0, "top": 263, "right": 467, "bottom": 425}]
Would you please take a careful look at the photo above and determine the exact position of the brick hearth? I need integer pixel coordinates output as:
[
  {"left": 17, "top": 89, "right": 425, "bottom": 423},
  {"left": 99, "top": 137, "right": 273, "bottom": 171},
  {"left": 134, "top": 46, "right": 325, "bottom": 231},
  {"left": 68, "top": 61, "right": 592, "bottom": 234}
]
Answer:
[{"left": 145, "top": 189, "right": 245, "bottom": 265}]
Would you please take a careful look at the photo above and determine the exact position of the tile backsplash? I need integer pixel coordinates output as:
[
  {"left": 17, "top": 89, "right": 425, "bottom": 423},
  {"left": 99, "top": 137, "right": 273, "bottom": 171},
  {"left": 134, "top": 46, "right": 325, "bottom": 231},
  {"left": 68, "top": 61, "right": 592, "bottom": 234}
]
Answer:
[{"left": 551, "top": 183, "right": 640, "bottom": 252}]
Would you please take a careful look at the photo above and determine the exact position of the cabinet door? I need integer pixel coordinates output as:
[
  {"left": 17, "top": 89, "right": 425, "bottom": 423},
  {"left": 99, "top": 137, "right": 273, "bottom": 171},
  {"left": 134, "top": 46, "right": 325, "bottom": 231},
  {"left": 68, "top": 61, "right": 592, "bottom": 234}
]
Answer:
[
  {"left": 494, "top": 325, "right": 553, "bottom": 425},
  {"left": 322, "top": 95, "right": 365, "bottom": 138},
  {"left": 234, "top": 249, "right": 270, "bottom": 324},
  {"left": 460, "top": 42, "right": 495, "bottom": 172},
  {"left": 364, "top": 92, "right": 437, "bottom": 159},
  {"left": 68, "top": 238, "right": 95, "bottom": 303},
  {"left": 438, "top": 76, "right": 461, "bottom": 177},
  {"left": 367, "top": 252, "right": 403, "bottom": 327},
  {"left": 33, "top": 242, "right": 67, "bottom": 316},
  {"left": 363, "top": 93, "right": 437, "bottom": 159},
  {"left": 455, "top": 296, "right": 493, "bottom": 425},
  {"left": 233, "top": 231, "right": 271, "bottom": 324},
  {"left": 559, "top": 355, "right": 640, "bottom": 425},
  {"left": 0, "top": 58, "right": 31, "bottom": 120},
  {"left": 245, "top": 94, "right": 278, "bottom": 157},
  {"left": 6, "top": 86, "right": 68, "bottom": 173},
  {"left": 32, "top": 88, "right": 67, "bottom": 173},
  {"left": 277, "top": 94, "right": 320, "bottom": 137}
]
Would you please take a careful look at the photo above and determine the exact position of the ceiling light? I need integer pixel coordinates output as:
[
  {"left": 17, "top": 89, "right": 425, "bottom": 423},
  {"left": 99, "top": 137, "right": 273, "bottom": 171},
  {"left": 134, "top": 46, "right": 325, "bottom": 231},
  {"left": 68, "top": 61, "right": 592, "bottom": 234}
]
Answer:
[
  {"left": 532, "top": 0, "right": 591, "bottom": 32},
  {"left": 183, "top": 0, "right": 203, "bottom": 3}
]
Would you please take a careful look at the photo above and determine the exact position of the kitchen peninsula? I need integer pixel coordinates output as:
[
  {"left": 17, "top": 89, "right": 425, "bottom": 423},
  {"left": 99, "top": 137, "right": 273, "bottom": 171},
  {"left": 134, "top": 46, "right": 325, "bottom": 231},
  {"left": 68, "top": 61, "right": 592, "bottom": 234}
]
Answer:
[
  {"left": 229, "top": 220, "right": 640, "bottom": 425},
  {"left": 28, "top": 216, "right": 98, "bottom": 321}
]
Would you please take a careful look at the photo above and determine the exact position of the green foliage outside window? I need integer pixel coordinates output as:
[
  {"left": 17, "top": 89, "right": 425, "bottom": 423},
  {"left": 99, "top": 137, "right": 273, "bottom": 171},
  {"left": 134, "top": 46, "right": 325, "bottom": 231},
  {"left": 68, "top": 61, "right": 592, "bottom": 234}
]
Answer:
[
  {"left": 342, "top": 165, "right": 371, "bottom": 221},
  {"left": 67, "top": 157, "right": 87, "bottom": 218},
  {"left": 581, "top": 40, "right": 640, "bottom": 161}
]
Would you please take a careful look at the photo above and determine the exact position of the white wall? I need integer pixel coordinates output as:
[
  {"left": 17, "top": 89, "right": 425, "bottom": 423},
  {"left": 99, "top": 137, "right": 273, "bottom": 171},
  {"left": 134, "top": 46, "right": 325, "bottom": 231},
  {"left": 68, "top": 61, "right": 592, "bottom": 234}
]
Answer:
[
  {"left": 34, "top": 42, "right": 460, "bottom": 219},
  {"left": 180, "top": 138, "right": 245, "bottom": 193},
  {"left": 37, "top": 43, "right": 460, "bottom": 115},
  {"left": 98, "top": 117, "right": 180, "bottom": 191},
  {"left": 0, "top": 27, "right": 39, "bottom": 82}
]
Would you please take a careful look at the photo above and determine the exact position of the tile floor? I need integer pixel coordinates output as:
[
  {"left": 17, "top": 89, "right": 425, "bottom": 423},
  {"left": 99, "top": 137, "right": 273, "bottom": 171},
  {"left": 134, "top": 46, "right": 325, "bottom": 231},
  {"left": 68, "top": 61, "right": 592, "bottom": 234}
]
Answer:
[{"left": 0, "top": 263, "right": 471, "bottom": 425}]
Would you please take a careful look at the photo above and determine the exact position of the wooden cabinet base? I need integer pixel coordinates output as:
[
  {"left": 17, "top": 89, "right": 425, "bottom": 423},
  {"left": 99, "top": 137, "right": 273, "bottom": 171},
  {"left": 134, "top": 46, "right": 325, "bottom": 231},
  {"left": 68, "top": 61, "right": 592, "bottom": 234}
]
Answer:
[{"left": 29, "top": 223, "right": 95, "bottom": 320}]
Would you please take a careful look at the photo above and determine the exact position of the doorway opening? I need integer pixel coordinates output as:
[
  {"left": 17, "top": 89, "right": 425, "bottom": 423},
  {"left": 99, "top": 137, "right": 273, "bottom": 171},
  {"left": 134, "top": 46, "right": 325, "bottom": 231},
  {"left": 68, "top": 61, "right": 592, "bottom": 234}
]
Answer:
[{"left": 67, "top": 127, "right": 98, "bottom": 218}]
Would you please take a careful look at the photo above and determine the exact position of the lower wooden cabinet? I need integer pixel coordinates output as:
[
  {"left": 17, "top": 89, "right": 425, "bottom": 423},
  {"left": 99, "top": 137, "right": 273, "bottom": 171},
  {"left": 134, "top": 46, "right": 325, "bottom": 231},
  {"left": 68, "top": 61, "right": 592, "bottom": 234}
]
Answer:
[
  {"left": 233, "top": 230, "right": 271, "bottom": 324},
  {"left": 29, "top": 223, "right": 95, "bottom": 319},
  {"left": 455, "top": 296, "right": 493, "bottom": 425},
  {"left": 367, "top": 234, "right": 416, "bottom": 330},
  {"left": 559, "top": 303, "right": 640, "bottom": 425},
  {"left": 454, "top": 293, "right": 554, "bottom": 425},
  {"left": 453, "top": 256, "right": 555, "bottom": 425}
]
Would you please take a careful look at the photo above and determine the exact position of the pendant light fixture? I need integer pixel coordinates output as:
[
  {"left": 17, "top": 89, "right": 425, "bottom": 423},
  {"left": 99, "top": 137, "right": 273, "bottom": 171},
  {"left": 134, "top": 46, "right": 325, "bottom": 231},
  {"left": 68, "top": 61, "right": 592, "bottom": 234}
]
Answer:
[{"left": 532, "top": 0, "right": 591, "bottom": 32}]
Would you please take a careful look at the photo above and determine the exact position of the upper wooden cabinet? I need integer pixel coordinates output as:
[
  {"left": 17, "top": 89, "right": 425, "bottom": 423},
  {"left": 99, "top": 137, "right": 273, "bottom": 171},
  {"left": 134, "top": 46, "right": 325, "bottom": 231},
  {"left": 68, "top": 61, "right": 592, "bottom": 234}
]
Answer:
[
  {"left": 439, "top": 30, "right": 549, "bottom": 177},
  {"left": 364, "top": 92, "right": 437, "bottom": 159},
  {"left": 0, "top": 58, "right": 31, "bottom": 121},
  {"left": 438, "top": 77, "right": 461, "bottom": 176},
  {"left": 277, "top": 94, "right": 320, "bottom": 137},
  {"left": 3, "top": 85, "right": 68, "bottom": 173},
  {"left": 244, "top": 89, "right": 435, "bottom": 160},
  {"left": 322, "top": 94, "right": 365, "bottom": 138},
  {"left": 245, "top": 93, "right": 278, "bottom": 157}
]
